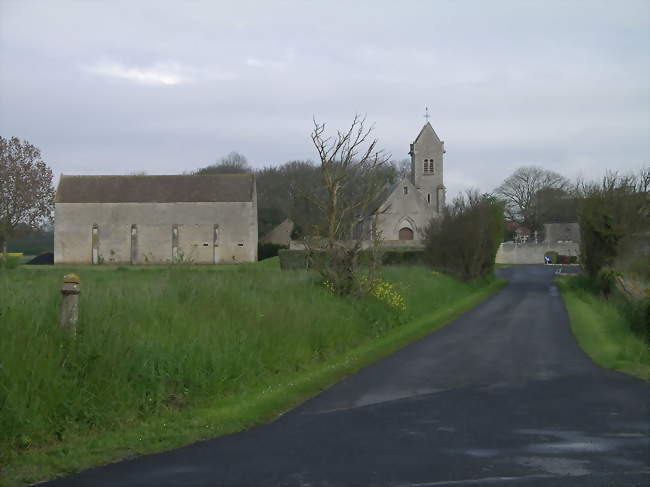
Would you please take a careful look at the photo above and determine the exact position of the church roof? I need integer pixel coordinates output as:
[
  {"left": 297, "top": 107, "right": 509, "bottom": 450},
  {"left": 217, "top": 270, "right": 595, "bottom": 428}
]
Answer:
[
  {"left": 413, "top": 122, "right": 441, "bottom": 145},
  {"left": 55, "top": 174, "right": 255, "bottom": 203}
]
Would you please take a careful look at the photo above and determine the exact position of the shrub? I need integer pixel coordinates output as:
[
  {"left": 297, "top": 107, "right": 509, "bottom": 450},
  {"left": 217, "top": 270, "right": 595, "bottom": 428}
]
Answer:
[
  {"left": 0, "top": 255, "right": 20, "bottom": 269},
  {"left": 258, "top": 243, "right": 287, "bottom": 261},
  {"left": 569, "top": 255, "right": 578, "bottom": 264},
  {"left": 424, "top": 191, "right": 503, "bottom": 280},
  {"left": 595, "top": 268, "right": 621, "bottom": 296},
  {"left": 620, "top": 296, "right": 650, "bottom": 342},
  {"left": 578, "top": 170, "right": 649, "bottom": 278},
  {"left": 382, "top": 249, "right": 426, "bottom": 266}
]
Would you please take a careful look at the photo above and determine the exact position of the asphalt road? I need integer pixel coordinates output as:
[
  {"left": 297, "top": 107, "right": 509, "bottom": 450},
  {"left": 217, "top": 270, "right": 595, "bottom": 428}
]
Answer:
[{"left": 45, "top": 265, "right": 649, "bottom": 486}]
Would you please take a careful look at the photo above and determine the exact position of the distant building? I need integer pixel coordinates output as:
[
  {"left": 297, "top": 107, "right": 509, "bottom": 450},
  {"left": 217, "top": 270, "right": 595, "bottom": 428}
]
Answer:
[
  {"left": 261, "top": 218, "right": 294, "bottom": 246},
  {"left": 374, "top": 122, "right": 446, "bottom": 241},
  {"left": 54, "top": 174, "right": 257, "bottom": 264},
  {"left": 495, "top": 222, "right": 581, "bottom": 264}
]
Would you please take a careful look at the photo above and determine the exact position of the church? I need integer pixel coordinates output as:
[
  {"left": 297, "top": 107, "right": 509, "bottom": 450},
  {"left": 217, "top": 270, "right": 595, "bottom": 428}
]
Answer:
[
  {"left": 54, "top": 174, "right": 258, "bottom": 264},
  {"left": 374, "top": 121, "right": 446, "bottom": 241}
]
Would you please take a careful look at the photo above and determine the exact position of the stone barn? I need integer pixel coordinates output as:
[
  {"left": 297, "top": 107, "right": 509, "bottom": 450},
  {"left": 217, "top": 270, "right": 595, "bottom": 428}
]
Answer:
[{"left": 54, "top": 174, "right": 257, "bottom": 265}]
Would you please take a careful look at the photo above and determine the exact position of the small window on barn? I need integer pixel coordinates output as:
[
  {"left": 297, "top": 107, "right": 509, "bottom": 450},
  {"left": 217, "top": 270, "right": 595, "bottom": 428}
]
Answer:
[{"left": 237, "top": 243, "right": 244, "bottom": 247}]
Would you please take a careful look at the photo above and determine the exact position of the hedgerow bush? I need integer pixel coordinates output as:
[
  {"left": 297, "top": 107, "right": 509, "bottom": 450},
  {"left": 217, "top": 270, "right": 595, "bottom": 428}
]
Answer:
[
  {"left": 424, "top": 191, "right": 503, "bottom": 280},
  {"left": 578, "top": 171, "right": 649, "bottom": 278},
  {"left": 278, "top": 249, "right": 426, "bottom": 270}
]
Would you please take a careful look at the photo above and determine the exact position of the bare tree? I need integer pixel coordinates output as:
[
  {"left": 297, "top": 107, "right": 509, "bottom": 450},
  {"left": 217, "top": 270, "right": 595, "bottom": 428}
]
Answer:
[
  {"left": 0, "top": 136, "right": 55, "bottom": 257},
  {"left": 394, "top": 158, "right": 412, "bottom": 181},
  {"left": 307, "top": 115, "right": 391, "bottom": 295},
  {"left": 495, "top": 165, "right": 570, "bottom": 231}
]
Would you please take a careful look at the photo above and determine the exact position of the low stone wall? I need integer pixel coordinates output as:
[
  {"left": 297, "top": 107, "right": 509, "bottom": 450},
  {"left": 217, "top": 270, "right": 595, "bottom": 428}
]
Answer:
[{"left": 496, "top": 241, "right": 580, "bottom": 265}]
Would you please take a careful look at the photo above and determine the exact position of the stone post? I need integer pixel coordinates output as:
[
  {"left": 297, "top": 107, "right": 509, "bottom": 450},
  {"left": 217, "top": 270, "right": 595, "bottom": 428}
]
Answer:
[{"left": 60, "top": 273, "right": 81, "bottom": 334}]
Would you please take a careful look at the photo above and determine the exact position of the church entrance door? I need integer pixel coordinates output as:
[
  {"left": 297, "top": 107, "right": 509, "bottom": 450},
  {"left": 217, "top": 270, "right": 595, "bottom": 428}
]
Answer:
[{"left": 398, "top": 227, "right": 414, "bottom": 240}]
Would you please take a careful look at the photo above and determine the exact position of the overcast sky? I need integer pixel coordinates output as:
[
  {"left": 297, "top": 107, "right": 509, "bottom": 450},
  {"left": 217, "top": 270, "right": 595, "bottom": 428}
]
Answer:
[{"left": 1, "top": 0, "right": 648, "bottom": 198}]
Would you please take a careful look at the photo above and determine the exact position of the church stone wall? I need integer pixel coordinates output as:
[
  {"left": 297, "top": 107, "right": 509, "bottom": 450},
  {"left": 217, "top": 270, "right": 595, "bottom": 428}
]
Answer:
[
  {"left": 375, "top": 180, "right": 433, "bottom": 240},
  {"left": 54, "top": 201, "right": 257, "bottom": 264}
]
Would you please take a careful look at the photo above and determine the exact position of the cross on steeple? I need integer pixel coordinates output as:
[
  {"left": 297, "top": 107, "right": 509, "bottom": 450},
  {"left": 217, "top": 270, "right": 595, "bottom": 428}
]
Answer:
[{"left": 424, "top": 107, "right": 430, "bottom": 122}]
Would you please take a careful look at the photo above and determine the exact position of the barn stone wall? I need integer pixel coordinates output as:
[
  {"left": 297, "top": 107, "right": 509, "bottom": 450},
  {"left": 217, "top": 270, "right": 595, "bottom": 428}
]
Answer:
[{"left": 54, "top": 201, "right": 258, "bottom": 264}]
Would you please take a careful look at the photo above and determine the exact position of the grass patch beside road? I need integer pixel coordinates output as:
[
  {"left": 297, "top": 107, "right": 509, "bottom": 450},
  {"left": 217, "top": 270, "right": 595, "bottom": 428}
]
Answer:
[
  {"left": 1, "top": 262, "right": 503, "bottom": 485},
  {"left": 557, "top": 275, "right": 650, "bottom": 380}
]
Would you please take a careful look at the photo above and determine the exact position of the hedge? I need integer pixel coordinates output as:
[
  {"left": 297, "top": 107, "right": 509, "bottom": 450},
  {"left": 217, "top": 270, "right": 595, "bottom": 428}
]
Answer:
[{"left": 278, "top": 248, "right": 426, "bottom": 270}]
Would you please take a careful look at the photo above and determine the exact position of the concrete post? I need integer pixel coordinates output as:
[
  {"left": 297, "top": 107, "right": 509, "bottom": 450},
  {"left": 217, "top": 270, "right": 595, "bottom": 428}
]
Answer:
[{"left": 60, "top": 273, "right": 81, "bottom": 334}]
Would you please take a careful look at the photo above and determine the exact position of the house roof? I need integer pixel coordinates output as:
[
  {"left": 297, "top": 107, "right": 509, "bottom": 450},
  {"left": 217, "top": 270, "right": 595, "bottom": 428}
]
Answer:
[
  {"left": 544, "top": 222, "right": 581, "bottom": 243},
  {"left": 378, "top": 177, "right": 429, "bottom": 212},
  {"left": 55, "top": 174, "right": 255, "bottom": 203}
]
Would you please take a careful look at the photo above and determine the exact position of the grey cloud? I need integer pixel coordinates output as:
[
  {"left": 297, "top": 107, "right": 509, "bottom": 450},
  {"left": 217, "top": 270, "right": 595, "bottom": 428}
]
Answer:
[{"left": 0, "top": 0, "right": 648, "bottom": 201}]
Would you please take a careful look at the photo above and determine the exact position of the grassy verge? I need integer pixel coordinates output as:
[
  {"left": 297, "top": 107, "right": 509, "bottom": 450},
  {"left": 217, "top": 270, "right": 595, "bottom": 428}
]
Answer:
[
  {"left": 557, "top": 275, "right": 650, "bottom": 380},
  {"left": 1, "top": 261, "right": 503, "bottom": 485}
]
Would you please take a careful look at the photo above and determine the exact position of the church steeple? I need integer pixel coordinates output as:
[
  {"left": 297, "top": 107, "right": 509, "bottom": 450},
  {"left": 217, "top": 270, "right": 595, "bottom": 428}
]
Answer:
[{"left": 409, "top": 121, "right": 445, "bottom": 214}]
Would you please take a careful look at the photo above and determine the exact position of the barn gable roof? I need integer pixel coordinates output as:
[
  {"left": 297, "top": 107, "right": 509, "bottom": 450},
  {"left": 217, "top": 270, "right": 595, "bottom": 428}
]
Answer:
[{"left": 55, "top": 174, "right": 255, "bottom": 203}]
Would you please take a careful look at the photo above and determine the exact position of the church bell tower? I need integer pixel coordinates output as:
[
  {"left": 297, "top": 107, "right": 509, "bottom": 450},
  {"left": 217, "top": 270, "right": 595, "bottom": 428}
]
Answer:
[{"left": 409, "top": 118, "right": 446, "bottom": 214}]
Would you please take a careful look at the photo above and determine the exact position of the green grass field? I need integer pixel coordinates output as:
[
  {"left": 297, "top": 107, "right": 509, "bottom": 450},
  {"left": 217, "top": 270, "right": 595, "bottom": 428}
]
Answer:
[
  {"left": 558, "top": 275, "right": 650, "bottom": 380},
  {"left": 1, "top": 259, "right": 503, "bottom": 485}
]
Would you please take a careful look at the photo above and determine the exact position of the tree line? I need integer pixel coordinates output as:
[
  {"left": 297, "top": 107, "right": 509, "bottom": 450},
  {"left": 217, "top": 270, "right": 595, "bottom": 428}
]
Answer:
[
  {"left": 194, "top": 149, "right": 402, "bottom": 239},
  {"left": 2, "top": 130, "right": 647, "bottom": 289}
]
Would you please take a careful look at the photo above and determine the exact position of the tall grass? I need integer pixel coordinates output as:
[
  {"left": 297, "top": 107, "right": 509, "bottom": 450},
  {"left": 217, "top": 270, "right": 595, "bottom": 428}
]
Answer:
[
  {"left": 1, "top": 263, "right": 483, "bottom": 457},
  {"left": 558, "top": 275, "right": 650, "bottom": 380}
]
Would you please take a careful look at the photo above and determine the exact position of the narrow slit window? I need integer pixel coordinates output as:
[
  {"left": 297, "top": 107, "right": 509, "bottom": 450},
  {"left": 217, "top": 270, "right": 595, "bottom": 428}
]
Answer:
[
  {"left": 91, "top": 224, "right": 99, "bottom": 264},
  {"left": 172, "top": 224, "right": 179, "bottom": 261},
  {"left": 130, "top": 224, "right": 137, "bottom": 264},
  {"left": 403, "top": 186, "right": 408, "bottom": 195}
]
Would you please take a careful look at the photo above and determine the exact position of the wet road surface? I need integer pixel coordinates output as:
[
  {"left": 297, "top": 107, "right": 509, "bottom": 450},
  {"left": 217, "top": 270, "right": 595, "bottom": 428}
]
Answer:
[{"left": 45, "top": 265, "right": 649, "bottom": 486}]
